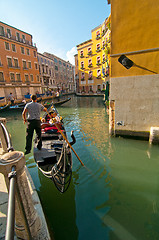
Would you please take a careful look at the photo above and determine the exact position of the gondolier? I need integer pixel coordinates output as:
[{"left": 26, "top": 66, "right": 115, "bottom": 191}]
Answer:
[{"left": 22, "top": 94, "right": 47, "bottom": 155}]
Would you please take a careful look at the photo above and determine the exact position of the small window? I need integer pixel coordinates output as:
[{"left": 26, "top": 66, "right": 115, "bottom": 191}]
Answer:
[
  {"left": 88, "top": 71, "right": 92, "bottom": 80},
  {"left": 16, "top": 32, "right": 20, "bottom": 41},
  {"left": 23, "top": 60, "right": 27, "bottom": 69},
  {"left": 26, "top": 49, "right": 30, "bottom": 55},
  {"left": 5, "top": 42, "right": 10, "bottom": 50},
  {"left": 35, "top": 63, "right": 38, "bottom": 69},
  {"left": 16, "top": 73, "right": 21, "bottom": 82},
  {"left": 80, "top": 50, "right": 84, "bottom": 57},
  {"left": 7, "top": 28, "right": 11, "bottom": 38},
  {"left": 96, "top": 43, "right": 100, "bottom": 51},
  {"left": 55, "top": 65, "right": 58, "bottom": 71},
  {"left": 0, "top": 72, "right": 4, "bottom": 81},
  {"left": 10, "top": 73, "right": 15, "bottom": 81},
  {"left": 81, "top": 62, "right": 84, "bottom": 69},
  {"left": 22, "top": 34, "right": 26, "bottom": 43},
  {"left": 21, "top": 47, "right": 25, "bottom": 54},
  {"left": 0, "top": 26, "right": 5, "bottom": 36},
  {"left": 96, "top": 30, "right": 100, "bottom": 39},
  {"left": 14, "top": 58, "right": 19, "bottom": 68},
  {"left": 7, "top": 57, "right": 12, "bottom": 67},
  {"left": 33, "top": 51, "right": 37, "bottom": 57},
  {"left": 25, "top": 74, "right": 29, "bottom": 82},
  {"left": 37, "top": 75, "right": 40, "bottom": 82},
  {"left": 12, "top": 44, "right": 16, "bottom": 52},
  {"left": 97, "top": 69, "right": 101, "bottom": 77},
  {"left": 97, "top": 56, "right": 100, "bottom": 64},
  {"left": 28, "top": 61, "right": 32, "bottom": 68},
  {"left": 81, "top": 72, "right": 85, "bottom": 80},
  {"left": 30, "top": 74, "right": 34, "bottom": 82}
]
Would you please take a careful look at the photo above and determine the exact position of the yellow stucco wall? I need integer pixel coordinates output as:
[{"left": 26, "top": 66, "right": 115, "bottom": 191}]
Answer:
[
  {"left": 109, "top": 0, "right": 159, "bottom": 138},
  {"left": 111, "top": 0, "right": 159, "bottom": 77},
  {"left": 76, "top": 16, "right": 111, "bottom": 93}
]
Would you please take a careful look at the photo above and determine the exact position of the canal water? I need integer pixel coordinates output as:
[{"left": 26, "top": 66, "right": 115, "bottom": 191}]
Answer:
[{"left": 1, "top": 95, "right": 159, "bottom": 240}]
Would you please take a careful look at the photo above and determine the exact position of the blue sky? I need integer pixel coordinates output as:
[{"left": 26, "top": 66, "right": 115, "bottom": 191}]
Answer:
[{"left": 0, "top": 0, "right": 110, "bottom": 65}]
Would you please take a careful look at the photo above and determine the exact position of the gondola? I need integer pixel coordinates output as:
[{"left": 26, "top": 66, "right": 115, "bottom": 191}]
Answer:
[
  {"left": 54, "top": 97, "right": 71, "bottom": 106},
  {"left": 33, "top": 106, "right": 75, "bottom": 193},
  {"left": 9, "top": 102, "right": 26, "bottom": 111},
  {"left": 0, "top": 104, "right": 10, "bottom": 112},
  {"left": 43, "top": 97, "right": 71, "bottom": 108}
]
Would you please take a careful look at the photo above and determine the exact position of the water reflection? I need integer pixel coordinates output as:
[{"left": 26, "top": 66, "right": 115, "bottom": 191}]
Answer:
[{"left": 2, "top": 95, "right": 159, "bottom": 240}]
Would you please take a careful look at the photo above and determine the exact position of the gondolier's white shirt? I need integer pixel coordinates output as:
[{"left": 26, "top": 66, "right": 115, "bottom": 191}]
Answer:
[{"left": 24, "top": 102, "right": 44, "bottom": 120}]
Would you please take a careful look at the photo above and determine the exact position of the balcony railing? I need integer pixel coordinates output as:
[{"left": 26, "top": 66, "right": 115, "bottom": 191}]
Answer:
[
  {"left": 0, "top": 32, "right": 34, "bottom": 47},
  {"left": 96, "top": 35, "right": 101, "bottom": 40},
  {"left": 96, "top": 48, "right": 101, "bottom": 52},
  {"left": 97, "top": 75, "right": 101, "bottom": 79},
  {"left": 87, "top": 51, "right": 92, "bottom": 56}
]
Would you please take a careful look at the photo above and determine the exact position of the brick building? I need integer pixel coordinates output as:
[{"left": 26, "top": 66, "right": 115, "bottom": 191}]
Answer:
[
  {"left": 0, "top": 21, "right": 41, "bottom": 100},
  {"left": 38, "top": 52, "right": 75, "bottom": 94}
]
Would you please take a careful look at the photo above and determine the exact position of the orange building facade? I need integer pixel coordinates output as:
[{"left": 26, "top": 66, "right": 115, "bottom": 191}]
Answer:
[{"left": 0, "top": 21, "right": 41, "bottom": 100}]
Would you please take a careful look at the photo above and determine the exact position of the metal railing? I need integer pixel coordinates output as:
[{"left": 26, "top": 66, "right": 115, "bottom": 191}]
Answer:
[{"left": 0, "top": 122, "right": 32, "bottom": 239}]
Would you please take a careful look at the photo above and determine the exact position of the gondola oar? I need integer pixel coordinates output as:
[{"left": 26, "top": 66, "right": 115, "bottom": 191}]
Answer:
[{"left": 46, "top": 111, "right": 84, "bottom": 166}]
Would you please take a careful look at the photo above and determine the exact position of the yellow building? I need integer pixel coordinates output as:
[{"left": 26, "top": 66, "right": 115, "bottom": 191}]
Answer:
[
  {"left": 108, "top": 0, "right": 159, "bottom": 139},
  {"left": 76, "top": 16, "right": 111, "bottom": 94}
]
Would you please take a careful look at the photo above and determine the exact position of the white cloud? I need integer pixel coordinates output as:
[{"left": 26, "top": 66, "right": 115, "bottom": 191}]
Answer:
[{"left": 66, "top": 47, "right": 77, "bottom": 65}]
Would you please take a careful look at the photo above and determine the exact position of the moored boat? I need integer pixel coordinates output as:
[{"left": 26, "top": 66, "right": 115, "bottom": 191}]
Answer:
[
  {"left": 0, "top": 104, "right": 10, "bottom": 112},
  {"left": 43, "top": 97, "right": 71, "bottom": 108},
  {"left": 33, "top": 106, "right": 75, "bottom": 193}
]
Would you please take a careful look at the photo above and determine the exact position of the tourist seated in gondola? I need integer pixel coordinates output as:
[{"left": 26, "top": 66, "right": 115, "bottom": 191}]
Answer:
[{"left": 41, "top": 111, "right": 64, "bottom": 133}]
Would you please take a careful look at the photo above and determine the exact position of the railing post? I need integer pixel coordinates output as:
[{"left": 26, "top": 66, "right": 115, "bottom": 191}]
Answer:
[
  {"left": 0, "top": 151, "right": 41, "bottom": 239},
  {"left": 5, "top": 165, "right": 16, "bottom": 240}
]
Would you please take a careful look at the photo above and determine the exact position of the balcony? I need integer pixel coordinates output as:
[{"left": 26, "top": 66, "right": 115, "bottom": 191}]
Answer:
[
  {"left": 81, "top": 66, "right": 85, "bottom": 70},
  {"left": 87, "top": 51, "right": 92, "bottom": 56},
  {"left": 96, "top": 35, "right": 101, "bottom": 40},
  {"left": 97, "top": 75, "right": 101, "bottom": 79},
  {"left": 96, "top": 48, "right": 101, "bottom": 53},
  {"left": 88, "top": 64, "right": 93, "bottom": 68},
  {"left": 80, "top": 55, "right": 84, "bottom": 58},
  {"left": 81, "top": 78, "right": 85, "bottom": 81},
  {"left": 0, "top": 32, "right": 33, "bottom": 47},
  {"left": 0, "top": 79, "right": 6, "bottom": 85},
  {"left": 96, "top": 62, "right": 101, "bottom": 66}
]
